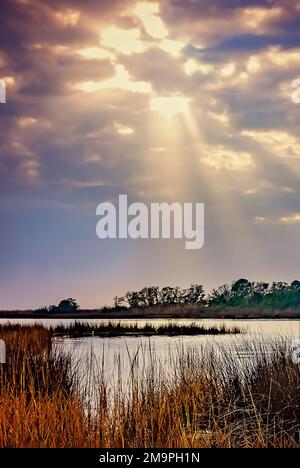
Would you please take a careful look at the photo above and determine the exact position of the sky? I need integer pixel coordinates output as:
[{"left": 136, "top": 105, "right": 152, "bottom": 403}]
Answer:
[{"left": 1, "top": 0, "right": 300, "bottom": 309}]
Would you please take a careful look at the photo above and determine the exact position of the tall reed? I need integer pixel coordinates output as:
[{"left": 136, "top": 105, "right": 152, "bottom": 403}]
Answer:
[{"left": 0, "top": 324, "right": 299, "bottom": 447}]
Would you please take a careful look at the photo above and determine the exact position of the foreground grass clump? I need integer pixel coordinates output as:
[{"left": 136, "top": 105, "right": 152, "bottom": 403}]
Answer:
[
  {"left": 0, "top": 324, "right": 299, "bottom": 447},
  {"left": 53, "top": 321, "right": 241, "bottom": 337}
]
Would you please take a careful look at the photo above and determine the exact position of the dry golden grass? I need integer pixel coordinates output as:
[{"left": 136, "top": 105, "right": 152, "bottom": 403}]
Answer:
[{"left": 0, "top": 324, "right": 299, "bottom": 448}]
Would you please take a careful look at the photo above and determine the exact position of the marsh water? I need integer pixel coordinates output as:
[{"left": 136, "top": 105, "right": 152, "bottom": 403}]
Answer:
[{"left": 0, "top": 318, "right": 299, "bottom": 390}]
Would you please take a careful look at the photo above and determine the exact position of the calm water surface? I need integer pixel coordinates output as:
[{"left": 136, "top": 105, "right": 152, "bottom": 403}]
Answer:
[{"left": 1, "top": 318, "right": 299, "bottom": 388}]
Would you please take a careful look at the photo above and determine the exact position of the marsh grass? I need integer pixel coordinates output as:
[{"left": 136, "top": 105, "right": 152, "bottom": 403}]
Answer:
[
  {"left": 53, "top": 321, "right": 242, "bottom": 337},
  {"left": 0, "top": 324, "right": 299, "bottom": 447}
]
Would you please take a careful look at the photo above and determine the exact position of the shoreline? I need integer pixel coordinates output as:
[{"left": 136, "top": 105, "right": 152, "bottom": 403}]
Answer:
[{"left": 1, "top": 305, "right": 300, "bottom": 320}]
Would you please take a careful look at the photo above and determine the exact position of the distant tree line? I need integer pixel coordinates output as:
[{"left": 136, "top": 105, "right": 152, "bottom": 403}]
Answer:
[
  {"left": 37, "top": 280, "right": 300, "bottom": 314},
  {"left": 208, "top": 279, "right": 300, "bottom": 309},
  {"left": 114, "top": 279, "right": 300, "bottom": 310},
  {"left": 114, "top": 285, "right": 205, "bottom": 309}
]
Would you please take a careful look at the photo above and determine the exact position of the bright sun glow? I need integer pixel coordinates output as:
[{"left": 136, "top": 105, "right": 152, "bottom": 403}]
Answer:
[
  {"left": 133, "top": 2, "right": 168, "bottom": 39},
  {"left": 150, "top": 96, "right": 190, "bottom": 120},
  {"left": 101, "top": 26, "right": 145, "bottom": 55}
]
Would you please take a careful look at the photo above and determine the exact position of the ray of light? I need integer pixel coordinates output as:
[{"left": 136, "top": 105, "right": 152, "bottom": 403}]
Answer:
[
  {"left": 179, "top": 112, "right": 270, "bottom": 271},
  {"left": 150, "top": 96, "right": 190, "bottom": 121}
]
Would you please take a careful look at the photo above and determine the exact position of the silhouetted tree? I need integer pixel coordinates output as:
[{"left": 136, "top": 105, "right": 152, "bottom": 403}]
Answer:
[
  {"left": 184, "top": 284, "right": 206, "bottom": 304},
  {"left": 115, "top": 279, "right": 300, "bottom": 311},
  {"left": 160, "top": 286, "right": 181, "bottom": 305},
  {"left": 57, "top": 298, "right": 79, "bottom": 312},
  {"left": 291, "top": 280, "right": 300, "bottom": 289}
]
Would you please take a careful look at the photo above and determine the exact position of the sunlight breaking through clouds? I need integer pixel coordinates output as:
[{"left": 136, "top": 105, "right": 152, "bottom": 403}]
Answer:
[
  {"left": 201, "top": 147, "right": 254, "bottom": 171},
  {"left": 18, "top": 117, "right": 38, "bottom": 127},
  {"left": 280, "top": 213, "right": 300, "bottom": 224},
  {"left": 101, "top": 26, "right": 146, "bottom": 55},
  {"left": 150, "top": 96, "right": 190, "bottom": 119},
  {"left": 2, "top": 0, "right": 300, "bottom": 308},
  {"left": 74, "top": 64, "right": 152, "bottom": 94},
  {"left": 184, "top": 59, "right": 213, "bottom": 76},
  {"left": 114, "top": 121, "right": 135, "bottom": 135},
  {"left": 242, "top": 6, "right": 283, "bottom": 29},
  {"left": 159, "top": 39, "right": 185, "bottom": 57},
  {"left": 55, "top": 9, "right": 80, "bottom": 27},
  {"left": 242, "top": 131, "right": 300, "bottom": 159},
  {"left": 133, "top": 2, "right": 168, "bottom": 39}
]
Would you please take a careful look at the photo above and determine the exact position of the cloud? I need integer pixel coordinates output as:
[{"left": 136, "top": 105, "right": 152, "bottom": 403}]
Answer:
[
  {"left": 73, "top": 64, "right": 152, "bottom": 93},
  {"left": 1, "top": 0, "right": 300, "bottom": 307},
  {"left": 242, "top": 130, "right": 300, "bottom": 159},
  {"left": 161, "top": 0, "right": 300, "bottom": 50},
  {"left": 55, "top": 8, "right": 81, "bottom": 27},
  {"left": 101, "top": 26, "right": 146, "bottom": 55},
  {"left": 253, "top": 212, "right": 300, "bottom": 225},
  {"left": 133, "top": 2, "right": 168, "bottom": 39},
  {"left": 159, "top": 38, "right": 185, "bottom": 56},
  {"left": 200, "top": 146, "right": 254, "bottom": 171},
  {"left": 280, "top": 213, "right": 300, "bottom": 224},
  {"left": 113, "top": 120, "right": 135, "bottom": 135}
]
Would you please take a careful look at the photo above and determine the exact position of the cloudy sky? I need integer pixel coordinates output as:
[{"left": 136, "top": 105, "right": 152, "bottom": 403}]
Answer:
[{"left": 1, "top": 0, "right": 300, "bottom": 309}]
